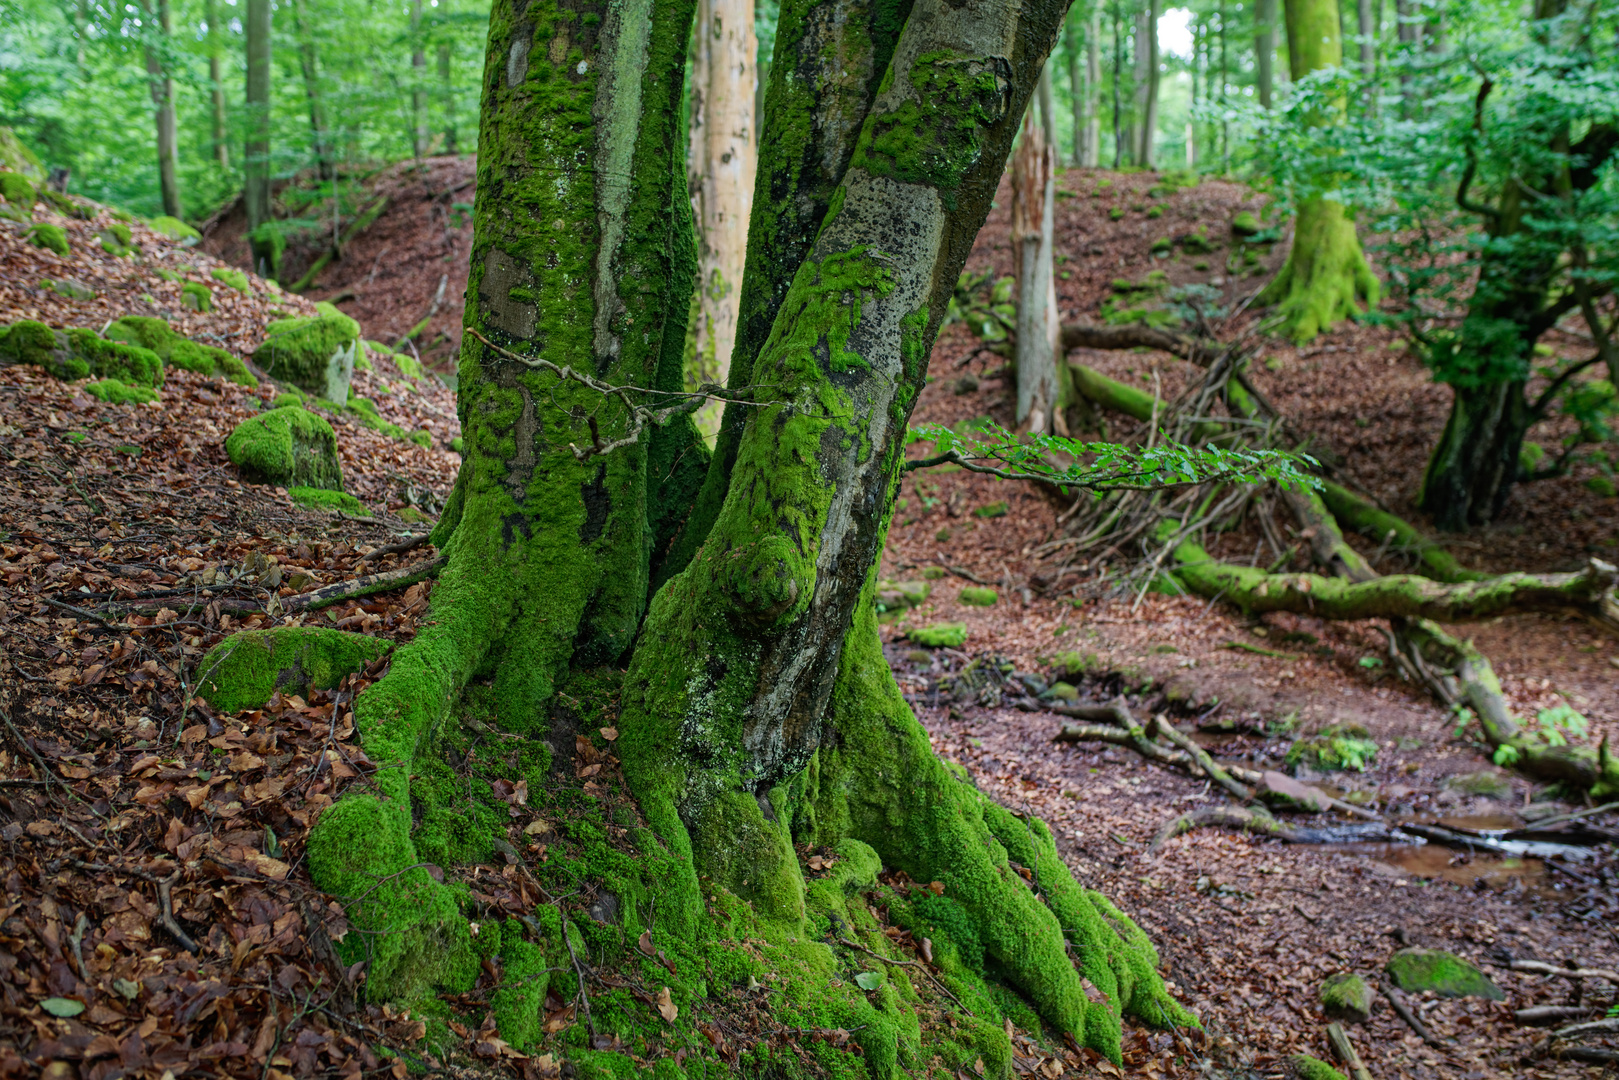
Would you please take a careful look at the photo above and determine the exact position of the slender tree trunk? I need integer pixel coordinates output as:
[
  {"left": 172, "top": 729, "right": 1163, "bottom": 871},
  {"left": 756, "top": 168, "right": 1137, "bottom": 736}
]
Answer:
[
  {"left": 1254, "top": 0, "right": 1275, "bottom": 108},
  {"left": 143, "top": 0, "right": 181, "bottom": 217},
  {"left": 244, "top": 0, "right": 273, "bottom": 275},
  {"left": 1014, "top": 86, "right": 1060, "bottom": 433},
  {"left": 1128, "top": 6, "right": 1147, "bottom": 165},
  {"left": 685, "top": 0, "right": 758, "bottom": 444},
  {"left": 1111, "top": 2, "right": 1124, "bottom": 168},
  {"left": 410, "top": 0, "right": 427, "bottom": 156},
  {"left": 1137, "top": 0, "right": 1159, "bottom": 169},
  {"left": 438, "top": 43, "right": 457, "bottom": 153},
  {"left": 288, "top": 0, "right": 333, "bottom": 180},
  {"left": 1065, "top": 14, "right": 1086, "bottom": 167},
  {"left": 1395, "top": 0, "right": 1416, "bottom": 116},
  {"left": 1255, "top": 0, "right": 1379, "bottom": 342},
  {"left": 1085, "top": 10, "right": 1102, "bottom": 166},
  {"left": 1218, "top": 0, "right": 1228, "bottom": 171},
  {"left": 205, "top": 0, "right": 230, "bottom": 168},
  {"left": 1356, "top": 0, "right": 1374, "bottom": 75}
]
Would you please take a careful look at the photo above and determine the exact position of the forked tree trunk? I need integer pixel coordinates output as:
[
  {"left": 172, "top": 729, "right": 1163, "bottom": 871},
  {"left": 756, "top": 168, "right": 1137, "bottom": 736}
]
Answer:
[
  {"left": 1255, "top": 0, "right": 1379, "bottom": 342},
  {"left": 305, "top": 0, "right": 1190, "bottom": 1062},
  {"left": 205, "top": 0, "right": 230, "bottom": 168},
  {"left": 143, "top": 0, "right": 180, "bottom": 217},
  {"left": 685, "top": 0, "right": 758, "bottom": 443},
  {"left": 243, "top": 0, "right": 273, "bottom": 276}
]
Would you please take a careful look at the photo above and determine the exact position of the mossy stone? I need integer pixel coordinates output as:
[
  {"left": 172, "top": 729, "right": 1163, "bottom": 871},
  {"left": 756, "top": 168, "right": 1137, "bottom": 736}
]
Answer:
[
  {"left": 1319, "top": 972, "right": 1373, "bottom": 1023},
  {"left": 959, "top": 586, "right": 998, "bottom": 606},
  {"left": 974, "top": 501, "right": 1008, "bottom": 518},
  {"left": 43, "top": 277, "right": 95, "bottom": 300},
  {"left": 875, "top": 579, "right": 931, "bottom": 610},
  {"left": 146, "top": 215, "right": 200, "bottom": 245},
  {"left": 85, "top": 378, "right": 159, "bottom": 405},
  {"left": 1050, "top": 650, "right": 1101, "bottom": 681},
  {"left": 1288, "top": 1056, "right": 1348, "bottom": 1080},
  {"left": 211, "top": 266, "right": 252, "bottom": 294},
  {"left": 253, "top": 313, "right": 359, "bottom": 403},
  {"left": 180, "top": 281, "right": 213, "bottom": 313},
  {"left": 288, "top": 486, "right": 366, "bottom": 515},
  {"left": 25, "top": 223, "right": 68, "bottom": 256},
  {"left": 1040, "top": 681, "right": 1079, "bottom": 702},
  {"left": 1385, "top": 947, "right": 1504, "bottom": 1000},
  {"left": 911, "top": 622, "right": 968, "bottom": 648},
  {"left": 1232, "top": 210, "right": 1262, "bottom": 237},
  {"left": 225, "top": 406, "right": 344, "bottom": 490},
  {"left": 269, "top": 391, "right": 306, "bottom": 410},
  {"left": 0, "top": 172, "right": 35, "bottom": 208},
  {"left": 195, "top": 627, "right": 393, "bottom": 712},
  {"left": 104, "top": 315, "right": 258, "bottom": 388},
  {"left": 1587, "top": 476, "right": 1617, "bottom": 498}
]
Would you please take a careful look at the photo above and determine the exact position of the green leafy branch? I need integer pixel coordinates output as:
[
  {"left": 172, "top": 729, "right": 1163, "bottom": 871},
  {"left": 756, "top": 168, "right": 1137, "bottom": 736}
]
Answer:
[{"left": 903, "top": 421, "right": 1323, "bottom": 494}]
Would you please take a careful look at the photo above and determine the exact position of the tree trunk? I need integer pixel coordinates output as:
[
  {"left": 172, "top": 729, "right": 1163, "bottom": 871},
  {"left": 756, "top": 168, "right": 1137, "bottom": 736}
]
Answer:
[
  {"left": 1420, "top": 378, "right": 1530, "bottom": 530},
  {"left": 685, "top": 0, "right": 758, "bottom": 444},
  {"left": 438, "top": 43, "right": 457, "bottom": 153},
  {"left": 1136, "top": 0, "right": 1159, "bottom": 168},
  {"left": 410, "top": 0, "right": 428, "bottom": 157},
  {"left": 1111, "top": 2, "right": 1124, "bottom": 167},
  {"left": 1356, "top": 0, "right": 1374, "bottom": 75},
  {"left": 205, "top": 0, "right": 230, "bottom": 168},
  {"left": 143, "top": 0, "right": 180, "bottom": 217},
  {"left": 1085, "top": 10, "right": 1102, "bottom": 166},
  {"left": 301, "top": 0, "right": 1191, "bottom": 1062},
  {"left": 1254, "top": 0, "right": 1275, "bottom": 108},
  {"left": 1065, "top": 14, "right": 1085, "bottom": 167},
  {"left": 1013, "top": 95, "right": 1060, "bottom": 433},
  {"left": 288, "top": 0, "right": 333, "bottom": 181},
  {"left": 244, "top": 0, "right": 273, "bottom": 276},
  {"left": 1255, "top": 0, "right": 1378, "bottom": 342}
]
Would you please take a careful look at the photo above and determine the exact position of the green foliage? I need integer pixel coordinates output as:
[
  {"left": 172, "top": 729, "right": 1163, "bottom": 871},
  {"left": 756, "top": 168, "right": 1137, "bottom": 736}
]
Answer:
[
  {"left": 908, "top": 419, "right": 1321, "bottom": 494},
  {"left": 1286, "top": 723, "right": 1378, "bottom": 772}
]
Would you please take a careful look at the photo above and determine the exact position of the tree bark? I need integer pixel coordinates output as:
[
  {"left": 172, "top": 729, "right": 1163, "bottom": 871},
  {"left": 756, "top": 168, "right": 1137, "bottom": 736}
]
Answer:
[
  {"left": 1085, "top": 9, "right": 1102, "bottom": 166},
  {"left": 288, "top": 0, "right": 333, "bottom": 181},
  {"left": 1136, "top": 0, "right": 1159, "bottom": 169},
  {"left": 1255, "top": 0, "right": 1378, "bottom": 342},
  {"left": 410, "top": 0, "right": 428, "bottom": 157},
  {"left": 1356, "top": 0, "right": 1374, "bottom": 76},
  {"left": 1013, "top": 96, "right": 1060, "bottom": 433},
  {"left": 1065, "top": 14, "right": 1086, "bottom": 167},
  {"left": 1254, "top": 0, "right": 1275, "bottom": 108},
  {"left": 243, "top": 0, "right": 273, "bottom": 276},
  {"left": 142, "top": 0, "right": 180, "bottom": 218},
  {"left": 438, "top": 43, "right": 457, "bottom": 153},
  {"left": 205, "top": 0, "right": 230, "bottom": 168},
  {"left": 685, "top": 0, "right": 758, "bottom": 443}
]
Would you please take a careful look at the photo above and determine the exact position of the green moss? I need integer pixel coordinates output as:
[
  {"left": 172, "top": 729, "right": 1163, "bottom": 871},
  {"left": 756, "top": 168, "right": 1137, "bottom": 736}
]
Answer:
[
  {"left": 147, "top": 215, "right": 200, "bottom": 245},
  {"left": 103, "top": 314, "right": 257, "bottom": 387},
  {"left": 852, "top": 50, "right": 1010, "bottom": 200},
  {"left": 103, "top": 221, "right": 132, "bottom": 245},
  {"left": 1384, "top": 948, "right": 1504, "bottom": 1000},
  {"left": 25, "top": 223, "right": 68, "bottom": 256},
  {"left": 958, "top": 587, "right": 997, "bottom": 607},
  {"left": 0, "top": 320, "right": 59, "bottom": 369},
  {"left": 910, "top": 622, "right": 967, "bottom": 647},
  {"left": 254, "top": 313, "right": 359, "bottom": 401},
  {"left": 226, "top": 406, "right": 344, "bottom": 490},
  {"left": 270, "top": 390, "right": 306, "bottom": 410},
  {"left": 211, "top": 266, "right": 253, "bottom": 294},
  {"left": 180, "top": 281, "right": 213, "bottom": 313},
  {"left": 42, "top": 278, "right": 95, "bottom": 300},
  {"left": 974, "top": 500, "right": 1007, "bottom": 518},
  {"left": 84, "top": 378, "right": 159, "bottom": 405},
  {"left": 195, "top": 627, "right": 393, "bottom": 712},
  {"left": 1257, "top": 199, "right": 1379, "bottom": 344},
  {"left": 1319, "top": 973, "right": 1372, "bottom": 1023},
  {"left": 289, "top": 486, "right": 366, "bottom": 515},
  {"left": 1286, "top": 723, "right": 1378, "bottom": 772},
  {"left": 1290, "top": 1055, "right": 1349, "bottom": 1080},
  {"left": 1586, "top": 475, "right": 1617, "bottom": 497},
  {"left": 0, "top": 172, "right": 35, "bottom": 207},
  {"left": 1232, "top": 210, "right": 1262, "bottom": 236}
]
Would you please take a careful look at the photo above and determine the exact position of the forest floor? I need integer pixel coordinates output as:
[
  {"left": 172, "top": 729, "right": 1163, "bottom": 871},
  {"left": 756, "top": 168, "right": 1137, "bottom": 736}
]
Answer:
[{"left": 1, "top": 168, "right": 1615, "bottom": 1080}]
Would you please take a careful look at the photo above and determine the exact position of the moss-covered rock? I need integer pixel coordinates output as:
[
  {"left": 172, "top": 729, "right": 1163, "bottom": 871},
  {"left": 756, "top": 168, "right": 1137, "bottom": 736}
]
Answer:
[
  {"left": 875, "top": 579, "right": 931, "bottom": 610},
  {"left": 974, "top": 500, "right": 1008, "bottom": 518},
  {"left": 1319, "top": 972, "right": 1373, "bottom": 1023},
  {"left": 0, "top": 129, "right": 45, "bottom": 182},
  {"left": 1039, "top": 681, "right": 1080, "bottom": 702},
  {"left": 25, "top": 222, "right": 68, "bottom": 255},
  {"left": 0, "top": 171, "right": 35, "bottom": 208},
  {"left": 911, "top": 622, "right": 968, "bottom": 648},
  {"left": 179, "top": 281, "right": 213, "bottom": 313},
  {"left": 225, "top": 406, "right": 344, "bottom": 490},
  {"left": 253, "top": 312, "right": 359, "bottom": 403},
  {"left": 146, "top": 215, "right": 200, "bottom": 245},
  {"left": 288, "top": 486, "right": 366, "bottom": 515},
  {"left": 42, "top": 277, "right": 94, "bottom": 300},
  {"left": 195, "top": 627, "right": 393, "bottom": 713},
  {"left": 269, "top": 390, "right": 306, "bottom": 410},
  {"left": 959, "top": 586, "right": 998, "bottom": 606},
  {"left": 104, "top": 315, "right": 258, "bottom": 388},
  {"left": 1288, "top": 1056, "right": 1349, "bottom": 1080},
  {"left": 1384, "top": 948, "right": 1504, "bottom": 1000},
  {"left": 84, "top": 378, "right": 159, "bottom": 405},
  {"left": 211, "top": 266, "right": 252, "bottom": 294},
  {"left": 1232, "top": 210, "right": 1262, "bottom": 237},
  {"left": 1050, "top": 650, "right": 1102, "bottom": 681},
  {"left": 20, "top": 327, "right": 163, "bottom": 386}
]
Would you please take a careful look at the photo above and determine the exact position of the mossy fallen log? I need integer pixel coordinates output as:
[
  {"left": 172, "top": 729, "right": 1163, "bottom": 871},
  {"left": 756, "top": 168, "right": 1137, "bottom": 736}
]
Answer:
[{"left": 1318, "top": 479, "right": 1485, "bottom": 583}]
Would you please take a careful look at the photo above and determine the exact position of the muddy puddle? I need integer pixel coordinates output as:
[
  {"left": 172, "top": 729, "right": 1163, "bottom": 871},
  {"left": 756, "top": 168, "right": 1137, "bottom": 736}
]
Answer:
[{"left": 1307, "top": 840, "right": 1550, "bottom": 890}]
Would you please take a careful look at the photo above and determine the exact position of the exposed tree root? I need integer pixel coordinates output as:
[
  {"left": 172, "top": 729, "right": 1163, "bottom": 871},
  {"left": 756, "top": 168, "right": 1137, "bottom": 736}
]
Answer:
[
  {"left": 1150, "top": 806, "right": 1301, "bottom": 851},
  {"left": 279, "top": 553, "right": 445, "bottom": 612}
]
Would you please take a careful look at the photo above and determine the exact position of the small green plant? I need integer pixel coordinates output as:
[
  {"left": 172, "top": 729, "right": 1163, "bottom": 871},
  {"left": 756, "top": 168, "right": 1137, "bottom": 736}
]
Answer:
[
  {"left": 1287, "top": 723, "right": 1379, "bottom": 772},
  {"left": 1532, "top": 703, "right": 1587, "bottom": 747},
  {"left": 1358, "top": 655, "right": 1383, "bottom": 669}
]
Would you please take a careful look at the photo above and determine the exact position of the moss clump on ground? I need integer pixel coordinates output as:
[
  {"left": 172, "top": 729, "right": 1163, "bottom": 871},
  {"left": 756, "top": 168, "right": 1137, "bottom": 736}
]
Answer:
[
  {"left": 42, "top": 278, "right": 95, "bottom": 300},
  {"left": 911, "top": 622, "right": 968, "bottom": 647},
  {"left": 959, "top": 586, "right": 998, "bottom": 606},
  {"left": 211, "top": 266, "right": 253, "bottom": 294},
  {"left": 974, "top": 501, "right": 1008, "bottom": 518},
  {"left": 345, "top": 395, "right": 432, "bottom": 447},
  {"left": 875, "top": 579, "right": 930, "bottom": 611},
  {"left": 1290, "top": 1056, "right": 1349, "bottom": 1080},
  {"left": 1384, "top": 948, "right": 1504, "bottom": 1000},
  {"left": 104, "top": 315, "right": 258, "bottom": 387},
  {"left": 180, "top": 281, "right": 213, "bottom": 312},
  {"left": 0, "top": 172, "right": 36, "bottom": 207},
  {"left": 195, "top": 627, "right": 393, "bottom": 712},
  {"left": 1287, "top": 723, "right": 1378, "bottom": 773},
  {"left": 1319, "top": 973, "right": 1373, "bottom": 1023},
  {"left": 225, "top": 405, "right": 344, "bottom": 490},
  {"left": 253, "top": 312, "right": 360, "bottom": 402},
  {"left": 146, "top": 215, "right": 200, "bottom": 244},
  {"left": 288, "top": 486, "right": 366, "bottom": 515},
  {"left": 84, "top": 378, "right": 159, "bottom": 405},
  {"left": 25, "top": 223, "right": 68, "bottom": 255},
  {"left": 1049, "top": 650, "right": 1102, "bottom": 680},
  {"left": 270, "top": 390, "right": 306, "bottom": 410}
]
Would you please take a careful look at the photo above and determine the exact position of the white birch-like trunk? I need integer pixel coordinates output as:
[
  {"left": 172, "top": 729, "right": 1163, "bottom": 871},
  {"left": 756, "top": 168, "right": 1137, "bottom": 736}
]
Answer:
[
  {"left": 687, "top": 0, "right": 758, "bottom": 444},
  {"left": 1012, "top": 100, "right": 1060, "bottom": 434}
]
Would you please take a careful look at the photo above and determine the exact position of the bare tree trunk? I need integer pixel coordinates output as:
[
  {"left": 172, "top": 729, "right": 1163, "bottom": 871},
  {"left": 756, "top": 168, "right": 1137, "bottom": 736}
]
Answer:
[
  {"left": 1138, "top": 0, "right": 1159, "bottom": 169},
  {"left": 1085, "top": 10, "right": 1102, "bottom": 166},
  {"left": 244, "top": 0, "right": 273, "bottom": 275},
  {"left": 1254, "top": 0, "right": 1276, "bottom": 108},
  {"left": 1111, "top": 1, "right": 1125, "bottom": 168},
  {"left": 288, "top": 0, "right": 333, "bottom": 180},
  {"left": 1219, "top": 0, "right": 1229, "bottom": 171},
  {"left": 205, "top": 0, "right": 230, "bottom": 168},
  {"left": 438, "top": 43, "right": 457, "bottom": 153},
  {"left": 1013, "top": 93, "right": 1060, "bottom": 434},
  {"left": 1130, "top": 5, "right": 1148, "bottom": 165},
  {"left": 1356, "top": 0, "right": 1374, "bottom": 75},
  {"left": 410, "top": 0, "right": 427, "bottom": 157},
  {"left": 686, "top": 0, "right": 758, "bottom": 443},
  {"left": 1066, "top": 15, "right": 1086, "bottom": 167},
  {"left": 143, "top": 0, "right": 180, "bottom": 217}
]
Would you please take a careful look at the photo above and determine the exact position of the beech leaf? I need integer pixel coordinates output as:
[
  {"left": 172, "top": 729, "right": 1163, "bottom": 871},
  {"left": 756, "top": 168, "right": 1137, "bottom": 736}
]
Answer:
[
  {"left": 853, "top": 971, "right": 885, "bottom": 991},
  {"left": 40, "top": 997, "right": 85, "bottom": 1018}
]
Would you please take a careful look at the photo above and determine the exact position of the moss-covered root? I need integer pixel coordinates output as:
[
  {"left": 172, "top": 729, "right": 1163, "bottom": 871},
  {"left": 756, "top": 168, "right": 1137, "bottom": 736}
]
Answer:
[
  {"left": 803, "top": 610, "right": 1197, "bottom": 1063},
  {"left": 1317, "top": 480, "right": 1485, "bottom": 584},
  {"left": 1256, "top": 198, "right": 1379, "bottom": 344}
]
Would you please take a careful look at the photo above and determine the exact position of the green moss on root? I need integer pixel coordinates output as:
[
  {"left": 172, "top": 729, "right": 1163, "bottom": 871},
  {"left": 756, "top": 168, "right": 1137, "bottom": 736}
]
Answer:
[
  {"left": 1257, "top": 199, "right": 1379, "bottom": 344},
  {"left": 195, "top": 627, "right": 393, "bottom": 712}
]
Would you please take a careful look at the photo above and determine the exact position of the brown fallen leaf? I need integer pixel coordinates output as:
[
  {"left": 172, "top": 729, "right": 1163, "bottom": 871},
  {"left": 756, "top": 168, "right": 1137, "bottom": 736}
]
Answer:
[
  {"left": 599, "top": 726, "right": 618, "bottom": 741},
  {"left": 656, "top": 986, "right": 677, "bottom": 1023},
  {"left": 638, "top": 930, "right": 656, "bottom": 956}
]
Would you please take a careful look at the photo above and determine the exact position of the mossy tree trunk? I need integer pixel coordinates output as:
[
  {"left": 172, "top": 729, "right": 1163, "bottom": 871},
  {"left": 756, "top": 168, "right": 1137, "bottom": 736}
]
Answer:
[
  {"left": 306, "top": 0, "right": 1192, "bottom": 1067},
  {"left": 1255, "top": 0, "right": 1380, "bottom": 343}
]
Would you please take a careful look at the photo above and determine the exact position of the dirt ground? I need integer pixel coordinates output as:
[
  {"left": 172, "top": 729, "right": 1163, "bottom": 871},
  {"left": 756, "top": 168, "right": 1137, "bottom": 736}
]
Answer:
[{"left": 3, "top": 166, "right": 1616, "bottom": 1079}]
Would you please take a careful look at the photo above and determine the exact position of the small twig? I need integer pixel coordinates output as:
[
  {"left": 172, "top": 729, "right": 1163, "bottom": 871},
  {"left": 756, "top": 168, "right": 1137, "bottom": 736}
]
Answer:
[
  {"left": 1382, "top": 979, "right": 1447, "bottom": 1049},
  {"left": 836, "top": 936, "right": 973, "bottom": 1017},
  {"left": 560, "top": 907, "right": 597, "bottom": 1041},
  {"left": 65, "top": 858, "right": 199, "bottom": 952},
  {"left": 356, "top": 533, "right": 433, "bottom": 565},
  {"left": 2, "top": 704, "right": 68, "bottom": 796},
  {"left": 38, "top": 594, "right": 129, "bottom": 628}
]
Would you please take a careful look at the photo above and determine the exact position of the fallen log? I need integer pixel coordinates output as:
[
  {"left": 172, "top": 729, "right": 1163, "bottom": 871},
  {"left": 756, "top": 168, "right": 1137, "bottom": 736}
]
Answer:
[
  {"left": 1510, "top": 959, "right": 1619, "bottom": 984},
  {"left": 1151, "top": 806, "right": 1303, "bottom": 851},
  {"left": 1516, "top": 1006, "right": 1602, "bottom": 1025}
]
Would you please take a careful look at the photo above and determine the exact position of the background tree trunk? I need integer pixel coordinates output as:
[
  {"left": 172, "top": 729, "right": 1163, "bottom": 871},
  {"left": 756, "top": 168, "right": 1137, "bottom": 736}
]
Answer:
[
  {"left": 143, "top": 0, "right": 180, "bottom": 217},
  {"left": 1356, "top": 0, "right": 1374, "bottom": 75},
  {"left": 1065, "top": 13, "right": 1086, "bottom": 167},
  {"left": 1014, "top": 89, "right": 1060, "bottom": 433},
  {"left": 1255, "top": 0, "right": 1379, "bottom": 342},
  {"left": 410, "top": 0, "right": 428, "bottom": 157},
  {"left": 1254, "top": 0, "right": 1275, "bottom": 108},
  {"left": 289, "top": 0, "right": 333, "bottom": 180},
  {"left": 243, "top": 0, "right": 273, "bottom": 275},
  {"left": 1137, "top": 0, "right": 1159, "bottom": 168},
  {"left": 685, "top": 0, "right": 758, "bottom": 444},
  {"left": 438, "top": 43, "right": 457, "bottom": 153},
  {"left": 205, "top": 0, "right": 230, "bottom": 168},
  {"left": 1085, "top": 9, "right": 1102, "bottom": 165}
]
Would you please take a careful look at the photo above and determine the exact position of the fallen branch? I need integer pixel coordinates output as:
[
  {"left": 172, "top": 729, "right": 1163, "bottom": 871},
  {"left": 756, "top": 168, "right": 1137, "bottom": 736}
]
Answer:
[
  {"left": 1382, "top": 979, "right": 1447, "bottom": 1048},
  {"left": 1509, "top": 959, "right": 1619, "bottom": 984},
  {"left": 66, "top": 859, "right": 198, "bottom": 953},
  {"left": 1326, "top": 1022, "right": 1374, "bottom": 1080},
  {"left": 1553, "top": 1017, "right": 1619, "bottom": 1041},
  {"left": 1150, "top": 806, "right": 1301, "bottom": 851},
  {"left": 1516, "top": 1006, "right": 1601, "bottom": 1025},
  {"left": 356, "top": 533, "right": 433, "bottom": 566},
  {"left": 1061, "top": 321, "right": 1215, "bottom": 364},
  {"left": 1154, "top": 722, "right": 1253, "bottom": 802},
  {"left": 278, "top": 554, "right": 446, "bottom": 613},
  {"left": 287, "top": 196, "right": 389, "bottom": 293}
]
